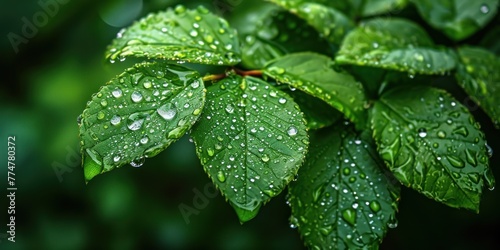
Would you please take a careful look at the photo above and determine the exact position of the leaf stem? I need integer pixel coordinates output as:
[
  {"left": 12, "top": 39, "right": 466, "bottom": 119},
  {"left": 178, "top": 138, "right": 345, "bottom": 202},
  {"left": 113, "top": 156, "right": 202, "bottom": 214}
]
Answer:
[
  {"left": 233, "top": 68, "right": 263, "bottom": 77},
  {"left": 202, "top": 69, "right": 263, "bottom": 82},
  {"left": 202, "top": 73, "right": 226, "bottom": 82}
]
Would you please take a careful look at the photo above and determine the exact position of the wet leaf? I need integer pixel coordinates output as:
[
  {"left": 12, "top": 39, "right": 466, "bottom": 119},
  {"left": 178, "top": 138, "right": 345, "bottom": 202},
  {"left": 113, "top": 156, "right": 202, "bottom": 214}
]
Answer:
[
  {"left": 268, "top": 0, "right": 355, "bottom": 43},
  {"left": 411, "top": 0, "right": 499, "bottom": 41},
  {"left": 360, "top": 0, "right": 409, "bottom": 17},
  {"left": 336, "top": 18, "right": 457, "bottom": 75},
  {"left": 264, "top": 52, "right": 367, "bottom": 130},
  {"left": 371, "top": 86, "right": 495, "bottom": 212},
  {"left": 105, "top": 5, "right": 241, "bottom": 65},
  {"left": 282, "top": 88, "right": 343, "bottom": 130},
  {"left": 190, "top": 75, "right": 308, "bottom": 223},
  {"left": 241, "top": 10, "right": 331, "bottom": 69},
  {"left": 79, "top": 62, "right": 205, "bottom": 182},
  {"left": 455, "top": 46, "right": 500, "bottom": 128},
  {"left": 288, "top": 122, "right": 400, "bottom": 250},
  {"left": 480, "top": 26, "right": 500, "bottom": 56}
]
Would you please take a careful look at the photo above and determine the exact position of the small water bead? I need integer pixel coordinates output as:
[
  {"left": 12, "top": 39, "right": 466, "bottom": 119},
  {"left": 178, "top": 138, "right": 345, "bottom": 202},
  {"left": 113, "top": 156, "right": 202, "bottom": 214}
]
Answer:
[
  {"left": 480, "top": 4, "right": 490, "bottom": 14},
  {"left": 97, "top": 111, "right": 105, "bottom": 120},
  {"left": 288, "top": 126, "right": 298, "bottom": 136},
  {"left": 278, "top": 98, "right": 287, "bottom": 104},
  {"left": 110, "top": 115, "right": 122, "bottom": 125},
  {"left": 131, "top": 91, "right": 143, "bottom": 102},
  {"left": 100, "top": 100, "right": 108, "bottom": 107},
  {"left": 112, "top": 88, "right": 123, "bottom": 98},
  {"left": 140, "top": 136, "right": 149, "bottom": 144},
  {"left": 417, "top": 128, "right": 427, "bottom": 138},
  {"left": 130, "top": 157, "right": 145, "bottom": 168},
  {"left": 143, "top": 81, "right": 152, "bottom": 89},
  {"left": 113, "top": 155, "right": 121, "bottom": 162}
]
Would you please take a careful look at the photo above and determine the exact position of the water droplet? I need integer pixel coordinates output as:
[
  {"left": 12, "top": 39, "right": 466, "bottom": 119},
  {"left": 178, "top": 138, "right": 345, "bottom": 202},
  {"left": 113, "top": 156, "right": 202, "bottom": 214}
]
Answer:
[
  {"left": 191, "top": 80, "right": 200, "bottom": 89},
  {"left": 343, "top": 168, "right": 351, "bottom": 175},
  {"left": 189, "top": 30, "right": 198, "bottom": 37},
  {"left": 484, "top": 170, "right": 495, "bottom": 191},
  {"left": 100, "top": 100, "right": 108, "bottom": 107},
  {"left": 485, "top": 143, "right": 493, "bottom": 158},
  {"left": 418, "top": 128, "right": 427, "bottom": 138},
  {"left": 77, "top": 115, "right": 82, "bottom": 125},
  {"left": 130, "top": 157, "right": 145, "bottom": 168},
  {"left": 319, "top": 225, "right": 333, "bottom": 236},
  {"left": 113, "top": 155, "right": 121, "bottom": 162},
  {"left": 110, "top": 115, "right": 121, "bottom": 125},
  {"left": 112, "top": 88, "right": 122, "bottom": 98},
  {"left": 261, "top": 154, "right": 270, "bottom": 162},
  {"left": 140, "top": 136, "right": 149, "bottom": 144},
  {"left": 225, "top": 104, "right": 234, "bottom": 114},
  {"left": 465, "top": 149, "right": 477, "bottom": 166},
  {"left": 217, "top": 171, "right": 226, "bottom": 182},
  {"left": 207, "top": 148, "right": 215, "bottom": 157},
  {"left": 157, "top": 103, "right": 177, "bottom": 120},
  {"left": 369, "top": 200, "right": 381, "bottom": 213},
  {"left": 174, "top": 5, "right": 186, "bottom": 14},
  {"left": 446, "top": 155, "right": 465, "bottom": 168},
  {"left": 453, "top": 126, "right": 469, "bottom": 137},
  {"left": 288, "top": 126, "right": 298, "bottom": 136},
  {"left": 97, "top": 111, "right": 105, "bottom": 120},
  {"left": 143, "top": 81, "right": 152, "bottom": 89},
  {"left": 312, "top": 185, "right": 324, "bottom": 203},
  {"left": 388, "top": 215, "right": 398, "bottom": 228},
  {"left": 131, "top": 91, "right": 143, "bottom": 102},
  {"left": 278, "top": 98, "right": 287, "bottom": 104},
  {"left": 413, "top": 53, "right": 424, "bottom": 61},
  {"left": 437, "top": 131, "right": 446, "bottom": 138},
  {"left": 372, "top": 42, "right": 379, "bottom": 48},
  {"left": 480, "top": 4, "right": 490, "bottom": 14},
  {"left": 342, "top": 208, "right": 356, "bottom": 226}
]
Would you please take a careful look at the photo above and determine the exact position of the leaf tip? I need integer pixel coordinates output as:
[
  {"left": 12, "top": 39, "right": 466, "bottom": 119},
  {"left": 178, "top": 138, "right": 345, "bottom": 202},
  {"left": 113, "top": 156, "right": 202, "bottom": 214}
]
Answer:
[{"left": 231, "top": 203, "right": 261, "bottom": 224}]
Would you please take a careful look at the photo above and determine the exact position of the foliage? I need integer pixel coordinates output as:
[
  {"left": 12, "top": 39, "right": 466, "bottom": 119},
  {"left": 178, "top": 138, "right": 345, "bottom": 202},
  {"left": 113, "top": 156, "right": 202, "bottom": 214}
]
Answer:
[{"left": 78, "top": 1, "right": 499, "bottom": 248}]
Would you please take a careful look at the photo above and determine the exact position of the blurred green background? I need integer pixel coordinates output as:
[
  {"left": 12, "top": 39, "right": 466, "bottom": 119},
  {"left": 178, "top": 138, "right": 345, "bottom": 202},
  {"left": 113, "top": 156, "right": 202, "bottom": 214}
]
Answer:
[{"left": 0, "top": 0, "right": 499, "bottom": 249}]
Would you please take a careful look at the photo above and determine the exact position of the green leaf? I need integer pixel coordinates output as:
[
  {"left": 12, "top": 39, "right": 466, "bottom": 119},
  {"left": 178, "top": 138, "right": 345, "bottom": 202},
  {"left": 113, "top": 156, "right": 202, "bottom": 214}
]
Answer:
[
  {"left": 264, "top": 52, "right": 367, "bottom": 129},
  {"left": 411, "top": 0, "right": 499, "bottom": 41},
  {"left": 455, "top": 46, "right": 500, "bottom": 128},
  {"left": 336, "top": 18, "right": 457, "bottom": 75},
  {"left": 190, "top": 75, "right": 308, "bottom": 223},
  {"left": 105, "top": 5, "right": 241, "bottom": 65},
  {"left": 360, "top": 0, "right": 409, "bottom": 17},
  {"left": 79, "top": 62, "right": 205, "bottom": 182},
  {"left": 288, "top": 123, "right": 400, "bottom": 249},
  {"left": 268, "top": 0, "right": 355, "bottom": 43},
  {"left": 480, "top": 26, "right": 500, "bottom": 56},
  {"left": 371, "top": 86, "right": 495, "bottom": 212},
  {"left": 241, "top": 10, "right": 331, "bottom": 69},
  {"left": 282, "top": 88, "right": 343, "bottom": 130}
]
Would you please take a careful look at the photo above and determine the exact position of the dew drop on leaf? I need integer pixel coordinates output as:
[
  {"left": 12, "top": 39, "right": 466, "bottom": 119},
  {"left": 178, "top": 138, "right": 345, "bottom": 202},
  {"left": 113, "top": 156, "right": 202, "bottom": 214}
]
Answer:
[
  {"left": 131, "top": 91, "right": 143, "bottom": 102},
  {"left": 112, "top": 88, "right": 123, "bottom": 98},
  {"left": 217, "top": 170, "right": 226, "bottom": 182},
  {"left": 157, "top": 103, "right": 177, "bottom": 120},
  {"left": 110, "top": 115, "right": 121, "bottom": 126},
  {"left": 288, "top": 126, "right": 298, "bottom": 136},
  {"left": 417, "top": 128, "right": 427, "bottom": 138},
  {"left": 342, "top": 208, "right": 356, "bottom": 226},
  {"left": 369, "top": 200, "right": 381, "bottom": 213},
  {"left": 480, "top": 4, "right": 490, "bottom": 14}
]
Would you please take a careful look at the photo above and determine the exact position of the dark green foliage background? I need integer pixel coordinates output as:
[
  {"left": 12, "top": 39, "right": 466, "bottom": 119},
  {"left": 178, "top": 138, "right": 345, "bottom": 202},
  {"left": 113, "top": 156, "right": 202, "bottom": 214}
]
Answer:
[{"left": 0, "top": 0, "right": 499, "bottom": 249}]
